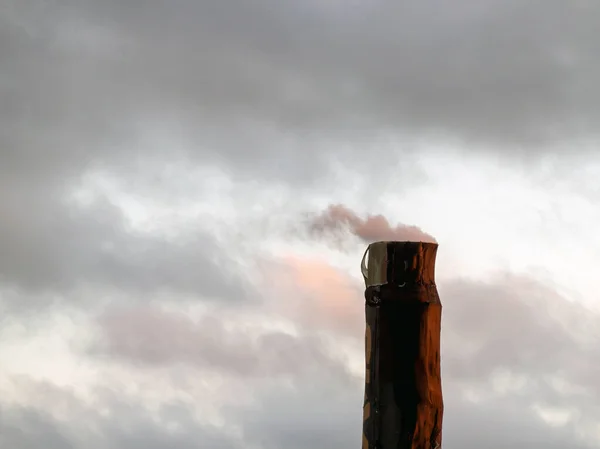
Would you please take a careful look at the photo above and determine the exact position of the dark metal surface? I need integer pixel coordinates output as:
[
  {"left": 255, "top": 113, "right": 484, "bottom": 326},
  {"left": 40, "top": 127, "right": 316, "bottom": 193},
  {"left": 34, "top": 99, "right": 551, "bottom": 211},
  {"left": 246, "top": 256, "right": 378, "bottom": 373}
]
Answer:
[{"left": 362, "top": 242, "right": 443, "bottom": 449}]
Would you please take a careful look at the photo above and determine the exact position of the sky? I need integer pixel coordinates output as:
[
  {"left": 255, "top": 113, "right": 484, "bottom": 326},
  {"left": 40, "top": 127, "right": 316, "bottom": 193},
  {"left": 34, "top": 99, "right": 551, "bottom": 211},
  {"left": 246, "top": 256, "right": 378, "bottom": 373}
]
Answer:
[{"left": 1, "top": 1, "right": 600, "bottom": 448}]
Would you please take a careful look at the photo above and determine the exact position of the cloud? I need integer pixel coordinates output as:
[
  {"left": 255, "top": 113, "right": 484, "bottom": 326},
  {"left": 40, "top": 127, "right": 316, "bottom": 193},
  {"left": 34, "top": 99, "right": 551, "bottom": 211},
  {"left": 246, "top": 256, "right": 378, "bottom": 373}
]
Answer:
[
  {"left": 233, "top": 378, "right": 361, "bottom": 449},
  {"left": 0, "top": 380, "right": 239, "bottom": 449},
  {"left": 0, "top": 405, "right": 75, "bottom": 449},
  {"left": 92, "top": 304, "right": 354, "bottom": 383},
  {"left": 0, "top": 148, "right": 251, "bottom": 307},
  {"left": 263, "top": 255, "right": 364, "bottom": 336},
  {"left": 0, "top": 187, "right": 250, "bottom": 304},
  {"left": 443, "top": 392, "right": 593, "bottom": 449},
  {"left": 2, "top": 1, "right": 600, "bottom": 448},
  {"left": 0, "top": 1, "right": 594, "bottom": 318},
  {"left": 1, "top": 368, "right": 593, "bottom": 449},
  {"left": 440, "top": 274, "right": 600, "bottom": 389},
  {"left": 3, "top": 0, "right": 598, "bottom": 197},
  {"left": 83, "top": 246, "right": 600, "bottom": 447}
]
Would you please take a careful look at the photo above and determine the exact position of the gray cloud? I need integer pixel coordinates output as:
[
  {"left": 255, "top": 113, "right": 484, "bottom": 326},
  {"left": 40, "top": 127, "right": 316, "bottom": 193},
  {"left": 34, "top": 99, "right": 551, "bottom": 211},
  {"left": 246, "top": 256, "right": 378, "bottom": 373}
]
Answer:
[
  {"left": 443, "top": 392, "right": 593, "bottom": 449},
  {"left": 2, "top": 0, "right": 595, "bottom": 308},
  {"left": 0, "top": 382, "right": 239, "bottom": 449},
  {"left": 0, "top": 183, "right": 250, "bottom": 309},
  {"left": 4, "top": 379, "right": 591, "bottom": 449},
  {"left": 92, "top": 304, "right": 355, "bottom": 384},
  {"left": 233, "top": 377, "right": 362, "bottom": 449},
  {"left": 2, "top": 1, "right": 599, "bottom": 448},
  {"left": 440, "top": 275, "right": 600, "bottom": 392},
  {"left": 69, "top": 0, "right": 600, "bottom": 151},
  {"left": 3, "top": 0, "right": 598, "bottom": 194},
  {"left": 87, "top": 272, "right": 600, "bottom": 447},
  {"left": 0, "top": 405, "right": 74, "bottom": 449}
]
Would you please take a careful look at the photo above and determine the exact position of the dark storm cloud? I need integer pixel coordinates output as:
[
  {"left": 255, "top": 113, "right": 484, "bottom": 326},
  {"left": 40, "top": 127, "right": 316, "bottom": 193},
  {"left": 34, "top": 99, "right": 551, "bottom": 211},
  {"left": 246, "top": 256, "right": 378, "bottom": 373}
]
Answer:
[
  {"left": 4, "top": 0, "right": 599, "bottom": 170},
  {"left": 76, "top": 0, "right": 600, "bottom": 148},
  {"left": 2, "top": 0, "right": 596, "bottom": 302}
]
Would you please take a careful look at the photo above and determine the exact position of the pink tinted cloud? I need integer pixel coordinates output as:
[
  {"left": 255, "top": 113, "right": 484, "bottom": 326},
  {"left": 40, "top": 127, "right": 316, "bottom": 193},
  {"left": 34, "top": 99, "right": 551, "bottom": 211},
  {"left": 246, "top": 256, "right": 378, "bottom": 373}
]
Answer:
[
  {"left": 96, "top": 304, "right": 354, "bottom": 380},
  {"left": 265, "top": 255, "right": 364, "bottom": 337}
]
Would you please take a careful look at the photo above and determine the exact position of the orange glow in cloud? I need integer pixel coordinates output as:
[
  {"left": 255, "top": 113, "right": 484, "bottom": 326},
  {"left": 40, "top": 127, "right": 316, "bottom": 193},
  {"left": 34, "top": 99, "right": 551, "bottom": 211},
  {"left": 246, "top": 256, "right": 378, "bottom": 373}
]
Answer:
[
  {"left": 311, "top": 204, "right": 436, "bottom": 243},
  {"left": 265, "top": 255, "right": 363, "bottom": 337}
]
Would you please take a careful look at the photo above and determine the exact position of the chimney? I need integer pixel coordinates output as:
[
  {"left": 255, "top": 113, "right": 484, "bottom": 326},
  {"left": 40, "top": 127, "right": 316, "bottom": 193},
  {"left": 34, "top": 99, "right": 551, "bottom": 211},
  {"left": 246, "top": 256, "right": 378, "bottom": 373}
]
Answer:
[{"left": 361, "top": 241, "right": 443, "bottom": 449}]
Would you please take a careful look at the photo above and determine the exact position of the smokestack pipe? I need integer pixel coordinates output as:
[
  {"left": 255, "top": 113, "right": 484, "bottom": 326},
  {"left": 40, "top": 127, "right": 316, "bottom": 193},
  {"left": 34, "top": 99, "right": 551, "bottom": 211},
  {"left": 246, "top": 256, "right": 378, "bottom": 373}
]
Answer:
[{"left": 361, "top": 241, "right": 443, "bottom": 449}]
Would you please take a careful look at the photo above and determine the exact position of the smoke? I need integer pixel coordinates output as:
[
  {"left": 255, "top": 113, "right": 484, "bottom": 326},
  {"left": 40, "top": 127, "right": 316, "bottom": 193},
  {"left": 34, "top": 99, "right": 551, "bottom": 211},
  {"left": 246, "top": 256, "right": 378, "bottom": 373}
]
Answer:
[{"left": 311, "top": 204, "right": 436, "bottom": 243}]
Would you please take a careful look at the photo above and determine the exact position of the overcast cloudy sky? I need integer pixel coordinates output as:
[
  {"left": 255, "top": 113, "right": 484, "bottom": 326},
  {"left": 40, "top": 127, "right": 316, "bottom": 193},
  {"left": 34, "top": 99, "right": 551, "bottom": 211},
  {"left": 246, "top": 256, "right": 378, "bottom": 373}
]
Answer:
[{"left": 2, "top": 1, "right": 600, "bottom": 448}]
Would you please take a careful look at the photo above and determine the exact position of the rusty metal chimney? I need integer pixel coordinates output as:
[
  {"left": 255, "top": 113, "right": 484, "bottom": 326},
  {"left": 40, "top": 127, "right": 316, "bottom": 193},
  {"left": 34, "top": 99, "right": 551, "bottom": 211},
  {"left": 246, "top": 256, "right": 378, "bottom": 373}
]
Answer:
[{"left": 361, "top": 241, "right": 443, "bottom": 449}]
